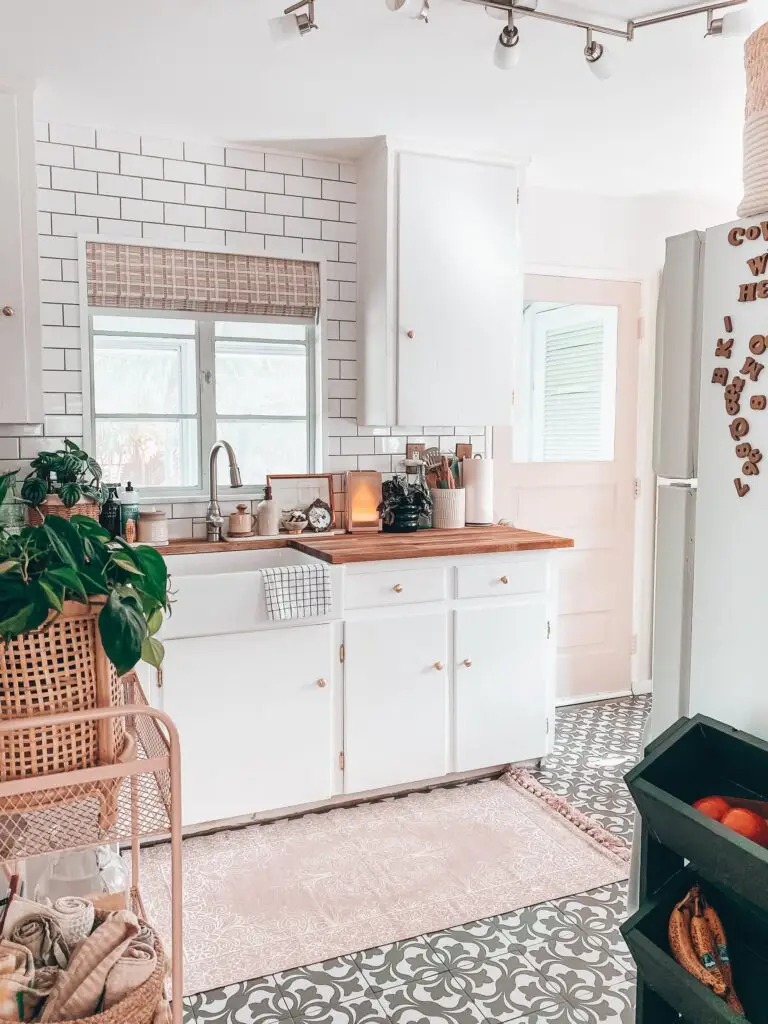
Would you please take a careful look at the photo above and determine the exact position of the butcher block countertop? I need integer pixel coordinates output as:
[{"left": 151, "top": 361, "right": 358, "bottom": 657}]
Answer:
[{"left": 164, "top": 526, "right": 573, "bottom": 562}]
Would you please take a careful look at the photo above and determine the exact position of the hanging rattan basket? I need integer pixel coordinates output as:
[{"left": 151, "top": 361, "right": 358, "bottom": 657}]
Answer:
[
  {"left": 0, "top": 601, "right": 127, "bottom": 829},
  {"left": 738, "top": 21, "right": 768, "bottom": 217},
  {"left": 26, "top": 495, "right": 101, "bottom": 527}
]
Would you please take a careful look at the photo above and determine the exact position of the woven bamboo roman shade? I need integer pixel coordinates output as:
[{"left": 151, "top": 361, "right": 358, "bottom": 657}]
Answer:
[{"left": 86, "top": 242, "right": 321, "bottom": 318}]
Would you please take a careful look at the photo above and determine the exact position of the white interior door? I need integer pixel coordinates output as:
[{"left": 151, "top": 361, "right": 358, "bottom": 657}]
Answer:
[
  {"left": 454, "top": 600, "right": 548, "bottom": 771},
  {"left": 495, "top": 276, "right": 641, "bottom": 703},
  {"left": 343, "top": 612, "right": 449, "bottom": 793}
]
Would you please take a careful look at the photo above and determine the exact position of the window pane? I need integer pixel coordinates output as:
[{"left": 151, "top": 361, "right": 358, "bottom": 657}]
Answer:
[
  {"left": 215, "top": 420, "right": 307, "bottom": 486},
  {"left": 92, "top": 315, "right": 195, "bottom": 334},
  {"left": 93, "top": 336, "right": 197, "bottom": 415},
  {"left": 215, "top": 321, "right": 307, "bottom": 341},
  {"left": 216, "top": 341, "right": 306, "bottom": 416},
  {"left": 95, "top": 419, "right": 199, "bottom": 488}
]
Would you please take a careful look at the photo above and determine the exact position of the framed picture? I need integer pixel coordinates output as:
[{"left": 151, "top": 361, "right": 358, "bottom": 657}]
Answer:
[{"left": 266, "top": 474, "right": 335, "bottom": 517}]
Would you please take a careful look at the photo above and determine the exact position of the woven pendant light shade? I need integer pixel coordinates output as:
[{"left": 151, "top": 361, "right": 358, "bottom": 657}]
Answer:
[{"left": 738, "top": 21, "right": 768, "bottom": 217}]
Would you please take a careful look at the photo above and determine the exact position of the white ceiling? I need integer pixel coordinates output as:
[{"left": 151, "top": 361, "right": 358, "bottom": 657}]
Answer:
[{"left": 0, "top": 0, "right": 762, "bottom": 198}]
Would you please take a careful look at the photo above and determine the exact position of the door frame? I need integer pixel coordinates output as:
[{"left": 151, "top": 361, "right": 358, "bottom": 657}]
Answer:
[{"left": 494, "top": 272, "right": 646, "bottom": 702}]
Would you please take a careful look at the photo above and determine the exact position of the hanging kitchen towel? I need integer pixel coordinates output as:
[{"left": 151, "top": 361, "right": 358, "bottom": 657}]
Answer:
[{"left": 261, "top": 563, "right": 332, "bottom": 621}]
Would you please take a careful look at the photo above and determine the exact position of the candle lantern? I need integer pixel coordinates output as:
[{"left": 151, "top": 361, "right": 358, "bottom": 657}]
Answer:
[{"left": 345, "top": 471, "right": 382, "bottom": 533}]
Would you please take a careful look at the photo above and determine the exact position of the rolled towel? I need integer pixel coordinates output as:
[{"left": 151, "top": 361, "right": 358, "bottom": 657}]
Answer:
[
  {"left": 0, "top": 939, "right": 55, "bottom": 1022},
  {"left": 39, "top": 910, "right": 140, "bottom": 1022},
  {"left": 9, "top": 916, "right": 69, "bottom": 970},
  {"left": 102, "top": 941, "right": 156, "bottom": 1009},
  {"left": 43, "top": 899, "right": 95, "bottom": 947}
]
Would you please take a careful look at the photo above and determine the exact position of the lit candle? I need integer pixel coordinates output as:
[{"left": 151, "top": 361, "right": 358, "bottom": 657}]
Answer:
[{"left": 346, "top": 471, "right": 382, "bottom": 533}]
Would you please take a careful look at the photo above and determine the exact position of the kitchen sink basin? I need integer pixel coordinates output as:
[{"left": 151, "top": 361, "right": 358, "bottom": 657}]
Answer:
[{"left": 166, "top": 546, "right": 316, "bottom": 577}]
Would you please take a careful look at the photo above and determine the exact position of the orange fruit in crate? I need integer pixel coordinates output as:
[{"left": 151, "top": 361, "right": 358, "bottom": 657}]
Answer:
[
  {"left": 720, "top": 807, "right": 768, "bottom": 847},
  {"left": 693, "top": 796, "right": 730, "bottom": 821}
]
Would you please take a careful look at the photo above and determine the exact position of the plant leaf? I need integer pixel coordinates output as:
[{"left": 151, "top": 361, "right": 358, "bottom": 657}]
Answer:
[
  {"left": 46, "top": 566, "right": 89, "bottom": 602},
  {"left": 58, "top": 482, "right": 82, "bottom": 507},
  {"left": 20, "top": 477, "right": 48, "bottom": 505},
  {"left": 42, "top": 521, "right": 78, "bottom": 569},
  {"left": 70, "top": 515, "right": 111, "bottom": 542},
  {"left": 0, "top": 603, "right": 36, "bottom": 639},
  {"left": 0, "top": 471, "right": 18, "bottom": 508},
  {"left": 130, "top": 545, "right": 169, "bottom": 604},
  {"left": 38, "top": 578, "right": 65, "bottom": 613},
  {"left": 0, "top": 560, "right": 20, "bottom": 574},
  {"left": 99, "top": 591, "right": 146, "bottom": 675},
  {"left": 43, "top": 515, "right": 85, "bottom": 566},
  {"left": 111, "top": 554, "right": 144, "bottom": 576},
  {"left": 146, "top": 606, "right": 164, "bottom": 636},
  {"left": 140, "top": 635, "right": 164, "bottom": 668}
]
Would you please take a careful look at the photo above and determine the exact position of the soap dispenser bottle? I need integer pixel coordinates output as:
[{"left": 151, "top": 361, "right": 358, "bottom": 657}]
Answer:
[{"left": 257, "top": 484, "right": 280, "bottom": 536}]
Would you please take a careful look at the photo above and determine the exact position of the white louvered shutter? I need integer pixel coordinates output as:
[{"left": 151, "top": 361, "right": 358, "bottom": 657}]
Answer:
[{"left": 542, "top": 319, "right": 605, "bottom": 461}]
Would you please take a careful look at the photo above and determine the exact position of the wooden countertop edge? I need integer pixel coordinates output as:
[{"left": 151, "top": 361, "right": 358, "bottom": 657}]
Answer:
[{"left": 164, "top": 528, "right": 574, "bottom": 561}]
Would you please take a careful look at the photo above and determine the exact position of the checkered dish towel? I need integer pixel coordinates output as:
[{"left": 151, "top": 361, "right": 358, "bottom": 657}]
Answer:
[{"left": 262, "top": 563, "right": 332, "bottom": 621}]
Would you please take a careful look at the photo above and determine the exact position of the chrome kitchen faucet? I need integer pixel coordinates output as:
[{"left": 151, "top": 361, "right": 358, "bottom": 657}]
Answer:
[{"left": 206, "top": 440, "right": 243, "bottom": 542}]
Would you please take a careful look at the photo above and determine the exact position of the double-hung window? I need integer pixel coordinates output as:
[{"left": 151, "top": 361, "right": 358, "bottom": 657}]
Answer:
[{"left": 88, "top": 312, "right": 317, "bottom": 495}]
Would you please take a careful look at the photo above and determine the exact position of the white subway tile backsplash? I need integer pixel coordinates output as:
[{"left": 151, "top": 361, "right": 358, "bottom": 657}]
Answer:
[
  {"left": 97, "top": 129, "right": 141, "bottom": 153},
  {"left": 339, "top": 358, "right": 356, "bottom": 378},
  {"left": 0, "top": 437, "right": 21, "bottom": 459},
  {"left": 205, "top": 164, "right": 245, "bottom": 189},
  {"left": 206, "top": 207, "right": 245, "bottom": 232},
  {"left": 185, "top": 142, "right": 225, "bottom": 165},
  {"left": 42, "top": 326, "right": 79, "bottom": 348},
  {"left": 304, "top": 197, "right": 339, "bottom": 221},
  {"left": 45, "top": 414, "right": 83, "bottom": 436},
  {"left": 338, "top": 242, "right": 357, "bottom": 262},
  {"left": 142, "top": 222, "right": 185, "bottom": 242},
  {"left": 245, "top": 212, "right": 283, "bottom": 234},
  {"left": 35, "top": 121, "right": 50, "bottom": 142},
  {"left": 341, "top": 436, "right": 375, "bottom": 456},
  {"left": 165, "top": 203, "right": 205, "bottom": 227},
  {"left": 302, "top": 239, "right": 338, "bottom": 261},
  {"left": 263, "top": 235, "right": 304, "bottom": 258},
  {"left": 339, "top": 283, "right": 357, "bottom": 302},
  {"left": 185, "top": 183, "right": 225, "bottom": 208},
  {"left": 224, "top": 231, "right": 265, "bottom": 253},
  {"left": 327, "top": 340, "right": 356, "bottom": 361},
  {"left": 322, "top": 220, "right": 356, "bottom": 243},
  {"left": 36, "top": 166, "right": 51, "bottom": 189},
  {"left": 284, "top": 174, "right": 322, "bottom": 198},
  {"left": 265, "top": 153, "right": 303, "bottom": 175},
  {"left": 325, "top": 417, "right": 359, "bottom": 437},
  {"left": 142, "top": 178, "right": 185, "bottom": 203},
  {"left": 77, "top": 193, "right": 121, "bottom": 218},
  {"left": 74, "top": 146, "right": 119, "bottom": 173},
  {"left": 226, "top": 148, "right": 265, "bottom": 171},
  {"left": 41, "top": 348, "right": 65, "bottom": 370},
  {"left": 40, "top": 280, "right": 79, "bottom": 304},
  {"left": 326, "top": 261, "right": 356, "bottom": 281},
  {"left": 39, "top": 236, "right": 78, "bottom": 259},
  {"left": 98, "top": 173, "right": 142, "bottom": 198},
  {"left": 225, "top": 188, "right": 265, "bottom": 213},
  {"left": 50, "top": 124, "right": 96, "bottom": 148},
  {"left": 37, "top": 190, "right": 76, "bottom": 214},
  {"left": 284, "top": 216, "right": 321, "bottom": 239},
  {"left": 39, "top": 257, "right": 62, "bottom": 281},
  {"left": 339, "top": 163, "right": 357, "bottom": 183},
  {"left": 339, "top": 202, "right": 356, "bottom": 223},
  {"left": 97, "top": 218, "right": 142, "bottom": 239},
  {"left": 63, "top": 258, "right": 77, "bottom": 280},
  {"left": 303, "top": 158, "right": 339, "bottom": 180},
  {"left": 64, "top": 349, "right": 82, "bottom": 371},
  {"left": 359, "top": 454, "right": 392, "bottom": 472},
  {"left": 121, "top": 198, "right": 164, "bottom": 222},
  {"left": 164, "top": 159, "right": 205, "bottom": 184},
  {"left": 41, "top": 303, "right": 63, "bottom": 326},
  {"left": 328, "top": 379, "right": 356, "bottom": 399},
  {"left": 63, "top": 305, "right": 80, "bottom": 327},
  {"left": 326, "top": 300, "right": 356, "bottom": 321},
  {"left": 42, "top": 370, "right": 81, "bottom": 393},
  {"left": 52, "top": 166, "right": 98, "bottom": 193},
  {"left": 375, "top": 436, "right": 406, "bottom": 455},
  {"left": 245, "top": 170, "right": 284, "bottom": 194},
  {"left": 120, "top": 153, "right": 163, "bottom": 179},
  {"left": 326, "top": 282, "right": 340, "bottom": 302},
  {"left": 265, "top": 193, "right": 303, "bottom": 217},
  {"left": 43, "top": 392, "right": 66, "bottom": 415},
  {"left": 322, "top": 179, "right": 356, "bottom": 203},
  {"left": 326, "top": 454, "right": 359, "bottom": 472},
  {"left": 184, "top": 226, "right": 226, "bottom": 246},
  {"left": 339, "top": 321, "right": 357, "bottom": 341},
  {"left": 65, "top": 393, "right": 84, "bottom": 415},
  {"left": 142, "top": 136, "right": 184, "bottom": 159},
  {"left": 36, "top": 142, "right": 74, "bottom": 168}
]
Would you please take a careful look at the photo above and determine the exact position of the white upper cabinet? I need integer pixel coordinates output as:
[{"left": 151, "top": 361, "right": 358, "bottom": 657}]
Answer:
[
  {"left": 356, "top": 139, "right": 520, "bottom": 426},
  {"left": 0, "top": 90, "right": 42, "bottom": 425}
]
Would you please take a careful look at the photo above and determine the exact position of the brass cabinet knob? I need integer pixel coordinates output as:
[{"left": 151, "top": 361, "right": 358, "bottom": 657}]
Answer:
[
  {"left": 433, "top": 661, "right": 444, "bottom": 671},
  {"left": 406, "top": 329, "right": 415, "bottom": 339},
  {"left": 500, "top": 575, "right": 509, "bottom": 584},
  {"left": 393, "top": 583, "right": 403, "bottom": 593},
  {"left": 2, "top": 306, "right": 14, "bottom": 317},
  {"left": 463, "top": 658, "right": 473, "bottom": 668},
  {"left": 317, "top": 678, "right": 327, "bottom": 688}
]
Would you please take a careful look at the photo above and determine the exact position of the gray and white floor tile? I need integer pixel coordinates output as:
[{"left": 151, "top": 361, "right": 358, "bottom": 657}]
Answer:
[{"left": 181, "top": 694, "right": 649, "bottom": 1024}]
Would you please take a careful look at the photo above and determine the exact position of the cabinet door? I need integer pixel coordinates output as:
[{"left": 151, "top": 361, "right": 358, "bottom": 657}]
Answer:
[
  {"left": 454, "top": 601, "right": 548, "bottom": 771},
  {"left": 161, "top": 625, "right": 335, "bottom": 826},
  {"left": 396, "top": 151, "right": 517, "bottom": 425},
  {"left": 0, "top": 92, "right": 41, "bottom": 423},
  {"left": 344, "top": 613, "right": 449, "bottom": 793}
]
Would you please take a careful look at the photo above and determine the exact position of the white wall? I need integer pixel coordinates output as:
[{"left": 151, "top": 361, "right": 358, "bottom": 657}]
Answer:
[{"left": 519, "top": 184, "right": 737, "bottom": 694}]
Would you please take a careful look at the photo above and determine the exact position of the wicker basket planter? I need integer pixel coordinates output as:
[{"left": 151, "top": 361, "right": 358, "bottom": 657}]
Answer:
[
  {"left": 0, "top": 601, "right": 128, "bottom": 829},
  {"left": 738, "top": 21, "right": 768, "bottom": 217},
  {"left": 26, "top": 495, "right": 101, "bottom": 527}
]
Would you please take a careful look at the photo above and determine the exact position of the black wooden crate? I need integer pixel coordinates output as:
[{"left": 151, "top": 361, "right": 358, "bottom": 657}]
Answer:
[
  {"left": 625, "top": 714, "right": 768, "bottom": 912},
  {"left": 622, "top": 867, "right": 768, "bottom": 1023}
]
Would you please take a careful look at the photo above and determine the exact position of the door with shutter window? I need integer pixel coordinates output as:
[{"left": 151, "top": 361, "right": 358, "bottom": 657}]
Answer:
[{"left": 495, "top": 275, "right": 640, "bottom": 703}]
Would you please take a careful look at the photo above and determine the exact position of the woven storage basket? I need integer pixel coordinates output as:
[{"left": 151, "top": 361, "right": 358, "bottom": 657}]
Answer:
[
  {"left": 0, "top": 920, "right": 166, "bottom": 1024},
  {"left": 26, "top": 496, "right": 101, "bottom": 528},
  {"left": 738, "top": 21, "right": 768, "bottom": 217},
  {"left": 0, "top": 601, "right": 127, "bottom": 829}
]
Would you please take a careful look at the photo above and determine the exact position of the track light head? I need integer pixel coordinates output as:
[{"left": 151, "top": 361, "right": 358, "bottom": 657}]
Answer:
[
  {"left": 584, "top": 28, "right": 612, "bottom": 79},
  {"left": 386, "top": 0, "right": 430, "bottom": 21},
  {"left": 494, "top": 13, "right": 520, "bottom": 69},
  {"left": 706, "top": 5, "right": 752, "bottom": 37},
  {"left": 268, "top": 0, "right": 317, "bottom": 44}
]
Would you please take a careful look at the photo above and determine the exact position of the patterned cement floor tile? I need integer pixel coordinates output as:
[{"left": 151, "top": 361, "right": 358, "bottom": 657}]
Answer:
[
  {"left": 377, "top": 974, "right": 488, "bottom": 1024},
  {"left": 352, "top": 936, "right": 448, "bottom": 995},
  {"left": 186, "top": 977, "right": 291, "bottom": 1023}
]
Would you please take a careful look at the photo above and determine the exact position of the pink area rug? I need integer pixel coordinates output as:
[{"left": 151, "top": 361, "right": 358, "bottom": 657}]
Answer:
[{"left": 139, "top": 768, "right": 629, "bottom": 996}]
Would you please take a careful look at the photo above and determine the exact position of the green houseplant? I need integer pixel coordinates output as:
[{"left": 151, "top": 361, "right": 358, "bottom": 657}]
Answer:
[
  {"left": 20, "top": 439, "right": 107, "bottom": 524},
  {"left": 377, "top": 475, "right": 432, "bottom": 533}
]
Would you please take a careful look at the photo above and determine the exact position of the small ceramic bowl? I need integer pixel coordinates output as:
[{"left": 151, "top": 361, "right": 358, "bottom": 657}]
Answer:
[{"left": 283, "top": 520, "right": 308, "bottom": 534}]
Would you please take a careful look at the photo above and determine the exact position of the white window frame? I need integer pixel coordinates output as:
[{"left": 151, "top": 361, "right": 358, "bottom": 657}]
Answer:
[{"left": 78, "top": 236, "right": 325, "bottom": 502}]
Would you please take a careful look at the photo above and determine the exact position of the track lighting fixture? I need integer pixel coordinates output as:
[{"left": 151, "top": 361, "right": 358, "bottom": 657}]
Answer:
[
  {"left": 268, "top": 0, "right": 317, "bottom": 45},
  {"left": 705, "top": 4, "right": 752, "bottom": 35},
  {"left": 386, "top": 0, "right": 430, "bottom": 20},
  {"left": 494, "top": 12, "right": 521, "bottom": 69},
  {"left": 584, "top": 28, "right": 612, "bottom": 80}
]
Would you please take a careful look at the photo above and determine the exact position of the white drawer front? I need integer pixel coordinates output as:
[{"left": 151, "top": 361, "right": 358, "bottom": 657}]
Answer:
[
  {"left": 346, "top": 567, "right": 447, "bottom": 609},
  {"left": 456, "top": 558, "right": 546, "bottom": 599}
]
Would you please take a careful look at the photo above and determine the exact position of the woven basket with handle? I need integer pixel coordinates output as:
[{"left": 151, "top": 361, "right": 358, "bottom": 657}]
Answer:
[
  {"left": 26, "top": 496, "right": 101, "bottom": 528},
  {"left": 0, "top": 922, "right": 166, "bottom": 1024},
  {"left": 0, "top": 601, "right": 127, "bottom": 829}
]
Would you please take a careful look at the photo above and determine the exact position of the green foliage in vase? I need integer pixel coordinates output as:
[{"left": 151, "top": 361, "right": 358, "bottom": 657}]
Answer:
[
  {"left": 20, "top": 439, "right": 107, "bottom": 508},
  {"left": 377, "top": 475, "right": 432, "bottom": 526},
  {"left": 0, "top": 511, "right": 170, "bottom": 675}
]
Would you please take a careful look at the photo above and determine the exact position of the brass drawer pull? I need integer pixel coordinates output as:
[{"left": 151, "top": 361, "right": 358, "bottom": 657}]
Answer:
[
  {"left": 500, "top": 576, "right": 509, "bottom": 584},
  {"left": 463, "top": 658, "right": 473, "bottom": 668},
  {"left": 393, "top": 584, "right": 403, "bottom": 593},
  {"left": 317, "top": 678, "right": 327, "bottom": 688},
  {"left": 433, "top": 661, "right": 444, "bottom": 671}
]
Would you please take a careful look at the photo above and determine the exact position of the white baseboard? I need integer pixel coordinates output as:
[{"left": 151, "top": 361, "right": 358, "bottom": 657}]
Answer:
[
  {"left": 631, "top": 680, "right": 653, "bottom": 696},
  {"left": 555, "top": 689, "right": 633, "bottom": 708}
]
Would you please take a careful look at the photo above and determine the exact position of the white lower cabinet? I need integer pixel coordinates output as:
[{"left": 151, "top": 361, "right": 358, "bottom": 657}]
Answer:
[
  {"left": 454, "top": 600, "right": 549, "bottom": 772},
  {"left": 343, "top": 613, "right": 449, "bottom": 793},
  {"left": 161, "top": 624, "right": 335, "bottom": 826}
]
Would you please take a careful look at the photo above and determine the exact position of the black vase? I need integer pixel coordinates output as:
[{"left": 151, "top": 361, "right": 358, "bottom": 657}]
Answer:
[{"left": 384, "top": 503, "right": 420, "bottom": 533}]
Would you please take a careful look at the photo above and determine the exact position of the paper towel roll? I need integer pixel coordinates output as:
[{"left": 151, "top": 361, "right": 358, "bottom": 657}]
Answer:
[{"left": 463, "top": 458, "right": 494, "bottom": 525}]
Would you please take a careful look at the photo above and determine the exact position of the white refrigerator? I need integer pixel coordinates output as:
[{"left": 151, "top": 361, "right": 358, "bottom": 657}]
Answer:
[{"left": 651, "top": 217, "right": 768, "bottom": 742}]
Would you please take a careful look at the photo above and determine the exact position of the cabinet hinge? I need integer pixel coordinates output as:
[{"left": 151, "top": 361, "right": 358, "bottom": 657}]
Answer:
[
  {"left": 546, "top": 620, "right": 551, "bottom": 640},
  {"left": 339, "top": 751, "right": 345, "bottom": 771},
  {"left": 156, "top": 666, "right": 163, "bottom": 690},
  {"left": 633, "top": 478, "right": 641, "bottom": 500},
  {"left": 339, "top": 643, "right": 345, "bottom": 664},
  {"left": 516, "top": 187, "right": 520, "bottom": 204},
  {"left": 631, "top": 633, "right": 638, "bottom": 655}
]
